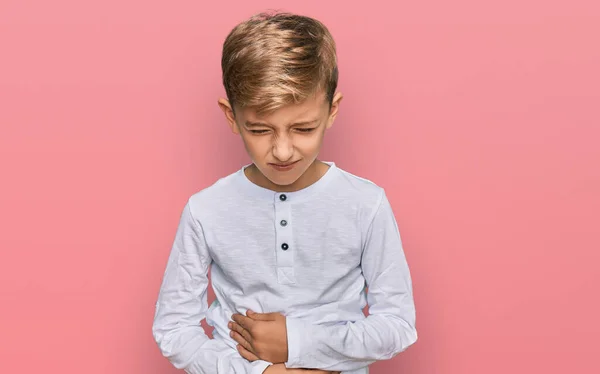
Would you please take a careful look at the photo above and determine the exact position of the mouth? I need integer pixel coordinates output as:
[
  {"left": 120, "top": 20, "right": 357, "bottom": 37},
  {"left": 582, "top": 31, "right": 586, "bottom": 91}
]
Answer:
[
  {"left": 271, "top": 161, "right": 298, "bottom": 167},
  {"left": 269, "top": 160, "right": 300, "bottom": 170}
]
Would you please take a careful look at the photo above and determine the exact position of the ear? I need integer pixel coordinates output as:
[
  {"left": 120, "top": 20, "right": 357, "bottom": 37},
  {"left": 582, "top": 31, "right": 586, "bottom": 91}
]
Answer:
[
  {"left": 325, "top": 92, "right": 343, "bottom": 129},
  {"left": 218, "top": 98, "right": 240, "bottom": 134}
]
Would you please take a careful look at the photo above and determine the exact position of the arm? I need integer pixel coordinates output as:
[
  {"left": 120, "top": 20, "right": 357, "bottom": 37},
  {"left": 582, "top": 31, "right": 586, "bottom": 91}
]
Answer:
[
  {"left": 284, "top": 190, "right": 418, "bottom": 372},
  {"left": 152, "top": 201, "right": 273, "bottom": 374}
]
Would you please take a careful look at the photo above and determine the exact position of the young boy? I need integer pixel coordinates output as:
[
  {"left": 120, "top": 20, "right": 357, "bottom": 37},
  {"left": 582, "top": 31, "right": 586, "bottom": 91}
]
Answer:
[{"left": 152, "top": 11, "right": 417, "bottom": 374}]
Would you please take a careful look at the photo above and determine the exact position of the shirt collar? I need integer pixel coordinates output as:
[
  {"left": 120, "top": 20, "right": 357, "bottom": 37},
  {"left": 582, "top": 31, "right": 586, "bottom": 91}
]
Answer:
[{"left": 236, "top": 161, "right": 338, "bottom": 203}]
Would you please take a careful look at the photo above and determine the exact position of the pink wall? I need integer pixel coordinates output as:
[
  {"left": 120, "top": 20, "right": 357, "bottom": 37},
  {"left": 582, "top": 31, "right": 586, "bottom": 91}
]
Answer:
[{"left": 1, "top": 1, "right": 599, "bottom": 373}]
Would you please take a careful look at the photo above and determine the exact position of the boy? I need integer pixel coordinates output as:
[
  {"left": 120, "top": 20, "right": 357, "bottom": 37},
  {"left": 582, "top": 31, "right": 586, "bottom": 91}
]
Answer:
[{"left": 152, "top": 11, "right": 417, "bottom": 374}]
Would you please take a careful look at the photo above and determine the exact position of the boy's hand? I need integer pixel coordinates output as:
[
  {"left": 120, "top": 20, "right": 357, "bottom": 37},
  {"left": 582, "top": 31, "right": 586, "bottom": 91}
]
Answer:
[
  {"left": 264, "top": 363, "right": 340, "bottom": 374},
  {"left": 229, "top": 310, "right": 288, "bottom": 364}
]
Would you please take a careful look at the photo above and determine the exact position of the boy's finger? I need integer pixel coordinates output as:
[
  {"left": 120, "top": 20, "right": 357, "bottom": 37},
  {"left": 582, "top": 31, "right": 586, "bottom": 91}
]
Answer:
[
  {"left": 230, "top": 321, "right": 253, "bottom": 342},
  {"left": 229, "top": 321, "right": 245, "bottom": 337},
  {"left": 237, "top": 344, "right": 259, "bottom": 362},
  {"left": 230, "top": 330, "right": 254, "bottom": 353},
  {"left": 232, "top": 313, "right": 254, "bottom": 330}
]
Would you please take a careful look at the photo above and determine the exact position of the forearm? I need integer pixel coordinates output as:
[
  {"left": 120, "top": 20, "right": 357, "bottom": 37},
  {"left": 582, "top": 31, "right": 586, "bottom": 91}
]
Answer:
[
  {"left": 153, "top": 301, "right": 273, "bottom": 374},
  {"left": 284, "top": 312, "right": 416, "bottom": 371}
]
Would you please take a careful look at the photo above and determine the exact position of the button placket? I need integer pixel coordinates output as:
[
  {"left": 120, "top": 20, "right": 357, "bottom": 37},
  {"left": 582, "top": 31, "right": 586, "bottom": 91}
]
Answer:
[{"left": 275, "top": 193, "right": 295, "bottom": 284}]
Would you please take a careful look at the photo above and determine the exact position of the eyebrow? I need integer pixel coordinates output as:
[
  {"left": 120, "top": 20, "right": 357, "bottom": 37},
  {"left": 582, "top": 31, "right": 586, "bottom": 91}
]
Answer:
[{"left": 244, "top": 119, "right": 318, "bottom": 127}]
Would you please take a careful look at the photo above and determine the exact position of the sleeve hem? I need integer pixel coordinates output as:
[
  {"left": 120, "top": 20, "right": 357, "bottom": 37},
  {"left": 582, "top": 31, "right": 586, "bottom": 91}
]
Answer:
[
  {"left": 251, "top": 360, "right": 273, "bottom": 374},
  {"left": 284, "top": 316, "right": 305, "bottom": 368}
]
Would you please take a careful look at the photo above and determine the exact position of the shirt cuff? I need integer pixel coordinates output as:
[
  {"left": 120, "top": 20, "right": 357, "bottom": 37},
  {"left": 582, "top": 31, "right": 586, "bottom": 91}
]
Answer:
[
  {"left": 251, "top": 360, "right": 273, "bottom": 374},
  {"left": 284, "top": 316, "right": 308, "bottom": 368}
]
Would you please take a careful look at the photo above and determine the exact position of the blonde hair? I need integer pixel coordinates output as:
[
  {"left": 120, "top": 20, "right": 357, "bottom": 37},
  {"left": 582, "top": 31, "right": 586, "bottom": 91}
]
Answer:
[{"left": 221, "top": 11, "right": 339, "bottom": 115}]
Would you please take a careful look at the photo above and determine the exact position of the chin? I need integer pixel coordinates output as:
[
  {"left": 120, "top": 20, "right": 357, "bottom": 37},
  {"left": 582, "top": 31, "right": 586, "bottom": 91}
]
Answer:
[{"left": 262, "top": 168, "right": 303, "bottom": 186}]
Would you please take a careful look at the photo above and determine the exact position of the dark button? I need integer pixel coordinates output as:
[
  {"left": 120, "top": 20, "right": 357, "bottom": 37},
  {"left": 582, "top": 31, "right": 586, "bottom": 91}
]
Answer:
[
  {"left": 280, "top": 220, "right": 287, "bottom": 226},
  {"left": 279, "top": 194, "right": 287, "bottom": 201},
  {"left": 281, "top": 243, "right": 289, "bottom": 250}
]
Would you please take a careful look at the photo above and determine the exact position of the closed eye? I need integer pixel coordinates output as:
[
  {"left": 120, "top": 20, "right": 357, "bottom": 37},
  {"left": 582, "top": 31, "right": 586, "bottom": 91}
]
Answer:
[
  {"left": 248, "top": 128, "right": 315, "bottom": 134},
  {"left": 249, "top": 129, "right": 269, "bottom": 134},
  {"left": 296, "top": 128, "right": 316, "bottom": 133}
]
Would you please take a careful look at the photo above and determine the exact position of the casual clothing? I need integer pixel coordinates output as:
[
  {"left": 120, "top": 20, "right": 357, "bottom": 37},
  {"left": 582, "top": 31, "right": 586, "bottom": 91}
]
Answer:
[{"left": 152, "top": 162, "right": 417, "bottom": 374}]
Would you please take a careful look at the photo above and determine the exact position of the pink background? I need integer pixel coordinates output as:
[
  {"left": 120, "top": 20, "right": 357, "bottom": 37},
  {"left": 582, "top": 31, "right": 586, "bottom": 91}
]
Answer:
[{"left": 1, "top": 1, "right": 599, "bottom": 373}]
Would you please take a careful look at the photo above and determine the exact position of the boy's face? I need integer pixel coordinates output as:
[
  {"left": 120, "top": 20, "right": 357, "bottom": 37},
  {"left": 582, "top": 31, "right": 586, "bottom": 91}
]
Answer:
[{"left": 218, "top": 89, "right": 343, "bottom": 191}]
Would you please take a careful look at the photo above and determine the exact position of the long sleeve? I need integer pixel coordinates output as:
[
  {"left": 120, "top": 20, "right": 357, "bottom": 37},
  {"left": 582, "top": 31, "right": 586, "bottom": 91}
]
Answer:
[
  {"left": 152, "top": 201, "right": 273, "bottom": 374},
  {"left": 284, "top": 190, "right": 418, "bottom": 372}
]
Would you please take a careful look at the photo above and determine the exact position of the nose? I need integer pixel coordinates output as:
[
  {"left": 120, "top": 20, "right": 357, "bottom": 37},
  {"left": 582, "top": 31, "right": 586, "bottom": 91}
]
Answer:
[{"left": 272, "top": 134, "right": 294, "bottom": 162}]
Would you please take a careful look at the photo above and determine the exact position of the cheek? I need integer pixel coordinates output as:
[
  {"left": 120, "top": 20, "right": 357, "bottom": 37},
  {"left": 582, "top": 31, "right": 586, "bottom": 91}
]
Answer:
[
  {"left": 241, "top": 135, "right": 271, "bottom": 156},
  {"left": 297, "top": 133, "right": 324, "bottom": 152}
]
